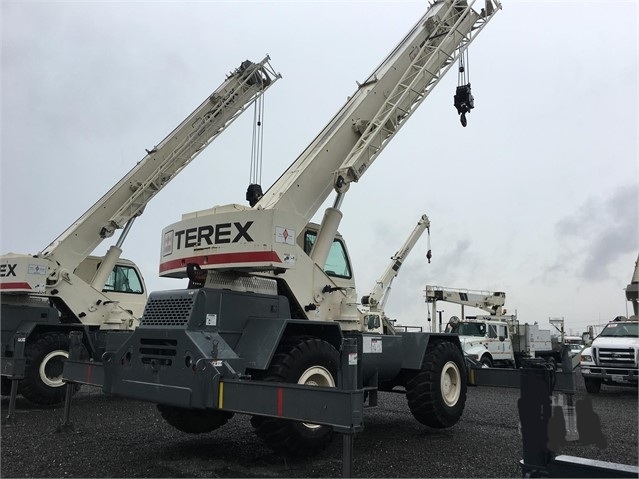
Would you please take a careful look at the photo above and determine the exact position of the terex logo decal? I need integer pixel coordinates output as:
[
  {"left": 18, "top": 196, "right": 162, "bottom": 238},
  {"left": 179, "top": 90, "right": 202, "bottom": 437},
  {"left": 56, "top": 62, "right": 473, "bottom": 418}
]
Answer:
[
  {"left": 170, "top": 221, "right": 254, "bottom": 251},
  {"left": 0, "top": 264, "right": 17, "bottom": 277}
]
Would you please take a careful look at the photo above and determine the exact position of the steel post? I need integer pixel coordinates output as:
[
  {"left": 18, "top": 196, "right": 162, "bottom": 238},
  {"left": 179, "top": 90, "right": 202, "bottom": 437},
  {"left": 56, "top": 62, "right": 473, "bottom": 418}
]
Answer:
[
  {"left": 1, "top": 332, "right": 27, "bottom": 426},
  {"left": 56, "top": 331, "right": 85, "bottom": 432}
]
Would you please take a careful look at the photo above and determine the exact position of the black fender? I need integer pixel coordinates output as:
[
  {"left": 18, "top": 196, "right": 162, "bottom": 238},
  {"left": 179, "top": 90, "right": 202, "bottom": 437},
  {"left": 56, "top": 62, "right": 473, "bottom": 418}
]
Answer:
[{"left": 235, "top": 318, "right": 342, "bottom": 372}]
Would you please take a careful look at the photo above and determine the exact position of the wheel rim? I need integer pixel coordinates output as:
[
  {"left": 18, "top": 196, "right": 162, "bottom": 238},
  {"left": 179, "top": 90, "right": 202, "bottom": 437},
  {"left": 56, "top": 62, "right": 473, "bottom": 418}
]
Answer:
[
  {"left": 298, "top": 366, "right": 335, "bottom": 388},
  {"left": 39, "top": 350, "right": 69, "bottom": 388},
  {"left": 440, "top": 360, "right": 461, "bottom": 407},
  {"left": 298, "top": 366, "right": 335, "bottom": 429}
]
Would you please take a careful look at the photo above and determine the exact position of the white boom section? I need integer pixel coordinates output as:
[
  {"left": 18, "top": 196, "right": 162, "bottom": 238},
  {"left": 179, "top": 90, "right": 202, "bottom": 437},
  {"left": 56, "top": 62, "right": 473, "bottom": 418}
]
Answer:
[
  {"left": 362, "top": 215, "right": 430, "bottom": 311},
  {"left": 1, "top": 58, "right": 280, "bottom": 329},
  {"left": 40, "top": 57, "right": 280, "bottom": 273},
  {"left": 425, "top": 285, "right": 506, "bottom": 315},
  {"left": 256, "top": 0, "right": 501, "bottom": 234}
]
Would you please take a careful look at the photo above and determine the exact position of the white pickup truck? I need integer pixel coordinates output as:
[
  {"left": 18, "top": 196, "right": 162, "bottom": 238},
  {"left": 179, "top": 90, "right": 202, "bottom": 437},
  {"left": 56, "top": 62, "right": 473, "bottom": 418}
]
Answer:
[{"left": 579, "top": 317, "right": 639, "bottom": 393}]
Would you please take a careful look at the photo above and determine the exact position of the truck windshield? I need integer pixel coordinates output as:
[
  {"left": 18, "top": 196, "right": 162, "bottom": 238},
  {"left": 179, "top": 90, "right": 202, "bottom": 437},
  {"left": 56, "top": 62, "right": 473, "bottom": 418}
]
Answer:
[
  {"left": 457, "top": 323, "right": 486, "bottom": 337},
  {"left": 599, "top": 322, "right": 639, "bottom": 338}
]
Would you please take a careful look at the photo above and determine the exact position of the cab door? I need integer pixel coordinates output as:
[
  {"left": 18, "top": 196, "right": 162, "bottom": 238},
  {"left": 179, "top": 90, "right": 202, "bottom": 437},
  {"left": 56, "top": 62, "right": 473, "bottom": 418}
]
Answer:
[{"left": 487, "top": 323, "right": 513, "bottom": 361}]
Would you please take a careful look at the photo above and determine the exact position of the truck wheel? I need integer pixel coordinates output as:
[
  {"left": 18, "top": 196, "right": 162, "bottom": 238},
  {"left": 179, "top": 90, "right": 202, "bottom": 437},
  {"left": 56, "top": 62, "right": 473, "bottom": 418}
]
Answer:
[
  {"left": 480, "top": 355, "right": 493, "bottom": 368},
  {"left": 20, "top": 332, "right": 85, "bottom": 406},
  {"left": 584, "top": 377, "right": 602, "bottom": 394},
  {"left": 251, "top": 337, "right": 338, "bottom": 456},
  {"left": 406, "top": 341, "right": 467, "bottom": 429},
  {"left": 157, "top": 404, "right": 233, "bottom": 433}
]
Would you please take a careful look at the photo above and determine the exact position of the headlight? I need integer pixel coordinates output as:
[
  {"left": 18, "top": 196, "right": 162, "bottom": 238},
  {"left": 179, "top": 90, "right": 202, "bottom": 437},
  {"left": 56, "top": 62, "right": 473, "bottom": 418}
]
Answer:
[{"left": 580, "top": 354, "right": 592, "bottom": 362}]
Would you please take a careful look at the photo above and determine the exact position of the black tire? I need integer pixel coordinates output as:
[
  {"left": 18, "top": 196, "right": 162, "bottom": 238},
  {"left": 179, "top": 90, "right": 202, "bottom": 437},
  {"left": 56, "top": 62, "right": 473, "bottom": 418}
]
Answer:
[
  {"left": 406, "top": 341, "right": 467, "bottom": 429},
  {"left": 251, "top": 337, "right": 338, "bottom": 456},
  {"left": 20, "top": 332, "right": 86, "bottom": 406},
  {"left": 480, "top": 355, "right": 493, "bottom": 368},
  {"left": 157, "top": 404, "right": 233, "bottom": 433},
  {"left": 584, "top": 377, "right": 601, "bottom": 394}
]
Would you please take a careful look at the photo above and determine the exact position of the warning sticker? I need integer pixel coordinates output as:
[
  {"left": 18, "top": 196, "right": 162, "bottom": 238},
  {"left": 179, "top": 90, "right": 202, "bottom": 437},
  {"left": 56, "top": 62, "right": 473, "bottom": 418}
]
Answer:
[
  {"left": 275, "top": 226, "right": 295, "bottom": 245},
  {"left": 363, "top": 336, "right": 383, "bottom": 354},
  {"left": 348, "top": 352, "right": 358, "bottom": 365},
  {"left": 28, "top": 264, "right": 47, "bottom": 275}
]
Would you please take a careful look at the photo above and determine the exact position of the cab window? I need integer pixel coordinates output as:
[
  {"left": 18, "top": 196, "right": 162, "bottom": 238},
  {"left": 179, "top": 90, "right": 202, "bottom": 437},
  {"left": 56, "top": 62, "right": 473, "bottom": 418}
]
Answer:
[
  {"left": 488, "top": 324, "right": 498, "bottom": 339},
  {"left": 304, "top": 231, "right": 352, "bottom": 279},
  {"left": 103, "top": 265, "right": 144, "bottom": 294},
  {"left": 499, "top": 325, "right": 508, "bottom": 338}
]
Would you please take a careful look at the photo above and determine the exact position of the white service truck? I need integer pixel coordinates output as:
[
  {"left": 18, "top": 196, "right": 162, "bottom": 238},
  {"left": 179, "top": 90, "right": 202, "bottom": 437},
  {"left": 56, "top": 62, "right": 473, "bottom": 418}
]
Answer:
[
  {"left": 427, "top": 285, "right": 564, "bottom": 368},
  {"left": 450, "top": 315, "right": 563, "bottom": 369},
  {"left": 579, "top": 254, "right": 639, "bottom": 393}
]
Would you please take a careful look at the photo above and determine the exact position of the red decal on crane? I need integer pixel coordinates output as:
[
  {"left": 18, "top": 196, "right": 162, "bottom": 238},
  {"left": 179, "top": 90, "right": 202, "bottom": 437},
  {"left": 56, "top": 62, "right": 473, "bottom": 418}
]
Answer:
[
  {"left": 0, "top": 282, "right": 32, "bottom": 290},
  {"left": 277, "top": 387, "right": 284, "bottom": 416},
  {"left": 159, "top": 251, "right": 282, "bottom": 274}
]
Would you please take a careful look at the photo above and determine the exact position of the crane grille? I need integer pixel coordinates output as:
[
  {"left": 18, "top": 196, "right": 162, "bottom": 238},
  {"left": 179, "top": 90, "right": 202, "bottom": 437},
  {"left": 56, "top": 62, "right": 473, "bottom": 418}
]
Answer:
[{"left": 141, "top": 296, "right": 194, "bottom": 327}]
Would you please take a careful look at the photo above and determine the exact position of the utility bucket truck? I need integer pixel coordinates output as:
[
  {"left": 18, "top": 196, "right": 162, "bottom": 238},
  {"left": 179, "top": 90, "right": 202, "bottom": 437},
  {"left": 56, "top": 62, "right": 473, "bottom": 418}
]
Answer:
[
  {"left": 0, "top": 58, "right": 280, "bottom": 406},
  {"left": 426, "top": 285, "right": 565, "bottom": 369},
  {"left": 61, "top": 0, "right": 502, "bottom": 457}
]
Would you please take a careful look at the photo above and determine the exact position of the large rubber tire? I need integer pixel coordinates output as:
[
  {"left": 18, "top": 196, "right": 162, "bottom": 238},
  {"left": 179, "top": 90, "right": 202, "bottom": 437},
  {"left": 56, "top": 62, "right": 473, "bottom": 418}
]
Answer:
[
  {"left": 406, "top": 341, "right": 467, "bottom": 429},
  {"left": 584, "top": 377, "right": 602, "bottom": 394},
  {"left": 20, "top": 332, "right": 85, "bottom": 406},
  {"left": 251, "top": 337, "right": 338, "bottom": 456},
  {"left": 157, "top": 404, "right": 233, "bottom": 433}
]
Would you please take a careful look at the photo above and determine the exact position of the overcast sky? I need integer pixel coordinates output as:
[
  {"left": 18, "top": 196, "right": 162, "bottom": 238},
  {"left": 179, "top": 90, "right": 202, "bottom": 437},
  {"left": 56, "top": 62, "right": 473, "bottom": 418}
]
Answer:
[{"left": 2, "top": 1, "right": 637, "bottom": 336}]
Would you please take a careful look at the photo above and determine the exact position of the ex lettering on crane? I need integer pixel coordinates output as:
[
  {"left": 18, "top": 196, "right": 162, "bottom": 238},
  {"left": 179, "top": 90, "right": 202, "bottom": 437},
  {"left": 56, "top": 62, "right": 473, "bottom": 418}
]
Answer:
[{"left": 0, "top": 264, "right": 17, "bottom": 277}]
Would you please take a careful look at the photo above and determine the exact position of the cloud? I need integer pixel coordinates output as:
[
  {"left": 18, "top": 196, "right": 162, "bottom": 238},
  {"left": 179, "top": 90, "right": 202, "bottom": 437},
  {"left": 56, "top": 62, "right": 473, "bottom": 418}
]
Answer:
[{"left": 554, "top": 183, "right": 638, "bottom": 281}]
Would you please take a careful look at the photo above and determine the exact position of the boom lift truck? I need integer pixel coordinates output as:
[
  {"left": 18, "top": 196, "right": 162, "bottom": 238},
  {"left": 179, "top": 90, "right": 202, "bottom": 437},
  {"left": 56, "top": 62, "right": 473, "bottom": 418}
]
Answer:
[
  {"left": 0, "top": 58, "right": 280, "bottom": 406},
  {"left": 63, "top": 0, "right": 502, "bottom": 458},
  {"left": 427, "top": 285, "right": 565, "bottom": 368},
  {"left": 425, "top": 284, "right": 506, "bottom": 332}
]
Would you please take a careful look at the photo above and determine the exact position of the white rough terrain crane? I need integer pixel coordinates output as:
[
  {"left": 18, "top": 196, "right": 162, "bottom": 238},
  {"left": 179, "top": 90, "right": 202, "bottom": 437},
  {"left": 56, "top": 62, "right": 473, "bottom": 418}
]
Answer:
[
  {"left": 64, "top": 0, "right": 502, "bottom": 458},
  {"left": 0, "top": 58, "right": 280, "bottom": 405},
  {"left": 361, "top": 214, "right": 431, "bottom": 334}
]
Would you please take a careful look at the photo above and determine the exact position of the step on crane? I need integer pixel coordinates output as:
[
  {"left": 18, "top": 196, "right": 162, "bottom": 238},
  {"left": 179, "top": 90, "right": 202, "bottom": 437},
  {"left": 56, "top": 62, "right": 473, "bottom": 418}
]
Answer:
[
  {"left": 0, "top": 57, "right": 280, "bottom": 406},
  {"left": 63, "top": 0, "right": 502, "bottom": 459}
]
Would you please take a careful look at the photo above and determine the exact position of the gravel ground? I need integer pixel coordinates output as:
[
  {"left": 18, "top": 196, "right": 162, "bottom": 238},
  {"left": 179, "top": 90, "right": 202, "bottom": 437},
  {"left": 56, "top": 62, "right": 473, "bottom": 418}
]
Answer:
[{"left": 1, "top": 370, "right": 637, "bottom": 478}]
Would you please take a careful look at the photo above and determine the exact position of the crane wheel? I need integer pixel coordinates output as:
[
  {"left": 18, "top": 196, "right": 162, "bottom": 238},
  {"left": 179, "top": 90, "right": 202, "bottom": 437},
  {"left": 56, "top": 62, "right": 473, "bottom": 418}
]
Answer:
[
  {"left": 157, "top": 404, "right": 233, "bottom": 433},
  {"left": 251, "top": 337, "right": 338, "bottom": 456},
  {"left": 406, "top": 340, "right": 467, "bottom": 428},
  {"left": 20, "top": 331, "right": 87, "bottom": 407}
]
